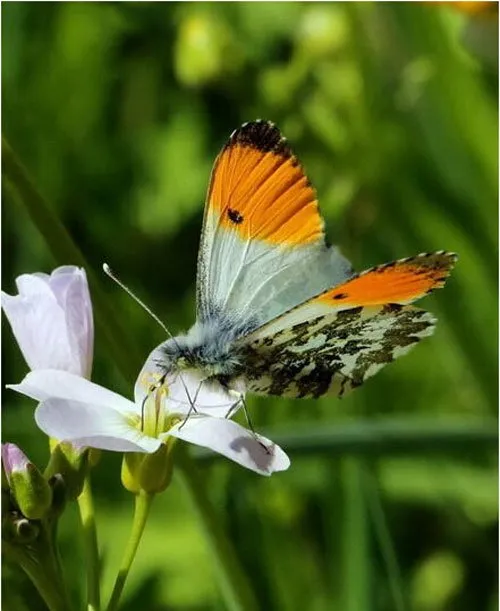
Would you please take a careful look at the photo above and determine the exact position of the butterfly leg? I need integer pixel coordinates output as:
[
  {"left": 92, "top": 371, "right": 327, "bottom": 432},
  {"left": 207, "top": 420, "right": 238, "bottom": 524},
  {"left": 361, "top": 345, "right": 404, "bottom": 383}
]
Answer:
[
  {"left": 223, "top": 396, "right": 243, "bottom": 420},
  {"left": 231, "top": 394, "right": 272, "bottom": 456},
  {"left": 177, "top": 377, "right": 202, "bottom": 430}
]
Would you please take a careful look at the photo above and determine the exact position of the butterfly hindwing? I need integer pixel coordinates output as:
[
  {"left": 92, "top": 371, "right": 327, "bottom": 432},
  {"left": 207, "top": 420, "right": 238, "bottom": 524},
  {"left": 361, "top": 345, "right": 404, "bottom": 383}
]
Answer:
[
  {"left": 236, "top": 251, "right": 456, "bottom": 398},
  {"left": 196, "top": 120, "right": 352, "bottom": 331},
  {"left": 240, "top": 304, "right": 436, "bottom": 399}
]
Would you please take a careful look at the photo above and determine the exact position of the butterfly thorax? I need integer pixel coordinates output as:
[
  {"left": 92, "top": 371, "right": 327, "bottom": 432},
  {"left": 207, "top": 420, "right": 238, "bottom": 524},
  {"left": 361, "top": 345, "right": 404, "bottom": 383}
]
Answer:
[{"left": 158, "top": 317, "right": 254, "bottom": 380}]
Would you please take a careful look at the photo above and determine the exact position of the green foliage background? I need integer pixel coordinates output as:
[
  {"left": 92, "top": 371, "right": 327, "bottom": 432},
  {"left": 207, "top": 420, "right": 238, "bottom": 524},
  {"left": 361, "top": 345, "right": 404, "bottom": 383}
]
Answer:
[{"left": 2, "top": 3, "right": 498, "bottom": 610}]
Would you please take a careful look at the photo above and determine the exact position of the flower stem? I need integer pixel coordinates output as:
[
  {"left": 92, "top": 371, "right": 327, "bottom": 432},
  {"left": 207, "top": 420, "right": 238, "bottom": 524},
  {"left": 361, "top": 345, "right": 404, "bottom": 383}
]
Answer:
[
  {"left": 5, "top": 528, "right": 74, "bottom": 611},
  {"left": 106, "top": 491, "right": 154, "bottom": 611},
  {"left": 177, "top": 450, "right": 259, "bottom": 611},
  {"left": 78, "top": 475, "right": 101, "bottom": 611}
]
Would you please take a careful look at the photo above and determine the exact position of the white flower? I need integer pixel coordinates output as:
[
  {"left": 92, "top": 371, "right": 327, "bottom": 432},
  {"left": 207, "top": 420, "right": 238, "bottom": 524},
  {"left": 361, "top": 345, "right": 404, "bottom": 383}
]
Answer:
[
  {"left": 8, "top": 367, "right": 290, "bottom": 476},
  {"left": 3, "top": 268, "right": 289, "bottom": 475},
  {"left": 2, "top": 266, "right": 93, "bottom": 378}
]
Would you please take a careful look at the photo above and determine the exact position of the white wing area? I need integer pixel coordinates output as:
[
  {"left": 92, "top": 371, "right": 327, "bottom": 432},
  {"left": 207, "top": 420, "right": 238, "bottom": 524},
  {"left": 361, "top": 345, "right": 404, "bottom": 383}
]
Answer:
[{"left": 197, "top": 211, "right": 352, "bottom": 330}]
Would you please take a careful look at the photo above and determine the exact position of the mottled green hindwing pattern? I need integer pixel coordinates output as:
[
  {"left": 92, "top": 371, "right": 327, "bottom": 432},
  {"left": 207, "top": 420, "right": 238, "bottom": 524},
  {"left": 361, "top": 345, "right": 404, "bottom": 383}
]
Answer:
[{"left": 240, "top": 304, "right": 436, "bottom": 399}]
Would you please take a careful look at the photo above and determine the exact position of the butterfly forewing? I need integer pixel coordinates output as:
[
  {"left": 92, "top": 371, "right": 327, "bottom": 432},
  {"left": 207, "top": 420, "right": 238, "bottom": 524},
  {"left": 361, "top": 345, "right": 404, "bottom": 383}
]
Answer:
[{"left": 196, "top": 120, "right": 352, "bottom": 331}]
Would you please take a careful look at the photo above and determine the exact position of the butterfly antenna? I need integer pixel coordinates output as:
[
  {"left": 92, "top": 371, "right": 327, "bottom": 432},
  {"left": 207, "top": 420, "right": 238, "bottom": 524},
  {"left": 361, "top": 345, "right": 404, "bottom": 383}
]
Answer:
[
  {"left": 103, "top": 263, "right": 175, "bottom": 340},
  {"left": 104, "top": 263, "right": 200, "bottom": 421}
]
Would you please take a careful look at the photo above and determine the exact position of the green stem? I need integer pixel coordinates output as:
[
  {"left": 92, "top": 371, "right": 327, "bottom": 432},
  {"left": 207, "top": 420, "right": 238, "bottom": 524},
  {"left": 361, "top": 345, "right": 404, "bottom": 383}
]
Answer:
[
  {"left": 5, "top": 528, "right": 74, "bottom": 611},
  {"left": 177, "top": 450, "right": 259, "bottom": 611},
  {"left": 106, "top": 491, "right": 154, "bottom": 611},
  {"left": 78, "top": 476, "right": 101, "bottom": 611}
]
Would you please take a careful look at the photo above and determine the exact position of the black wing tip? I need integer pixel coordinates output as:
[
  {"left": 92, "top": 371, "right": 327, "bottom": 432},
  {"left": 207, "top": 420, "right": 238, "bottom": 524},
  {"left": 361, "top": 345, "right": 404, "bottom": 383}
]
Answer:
[
  {"left": 228, "top": 119, "right": 292, "bottom": 157},
  {"left": 356, "top": 251, "right": 458, "bottom": 278},
  {"left": 415, "top": 250, "right": 458, "bottom": 259},
  {"left": 409, "top": 251, "right": 459, "bottom": 272},
  {"left": 390, "top": 251, "right": 458, "bottom": 263}
]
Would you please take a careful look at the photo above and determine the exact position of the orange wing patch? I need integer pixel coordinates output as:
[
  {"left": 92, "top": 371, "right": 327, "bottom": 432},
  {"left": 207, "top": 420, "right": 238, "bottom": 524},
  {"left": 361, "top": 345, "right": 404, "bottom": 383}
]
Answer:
[
  {"left": 207, "top": 121, "right": 324, "bottom": 246},
  {"left": 314, "top": 252, "right": 457, "bottom": 306}
]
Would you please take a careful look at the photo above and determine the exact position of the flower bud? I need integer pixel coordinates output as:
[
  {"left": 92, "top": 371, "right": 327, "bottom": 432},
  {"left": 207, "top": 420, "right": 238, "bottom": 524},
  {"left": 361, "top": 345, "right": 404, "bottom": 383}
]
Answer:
[
  {"left": 121, "top": 441, "right": 175, "bottom": 494},
  {"left": 44, "top": 442, "right": 90, "bottom": 501},
  {"left": 15, "top": 517, "right": 40, "bottom": 543},
  {"left": 2, "top": 443, "right": 52, "bottom": 520}
]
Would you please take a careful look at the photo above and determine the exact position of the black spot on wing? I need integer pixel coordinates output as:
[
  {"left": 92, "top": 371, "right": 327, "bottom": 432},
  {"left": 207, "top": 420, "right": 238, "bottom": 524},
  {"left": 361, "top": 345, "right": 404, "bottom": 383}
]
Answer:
[{"left": 227, "top": 208, "right": 244, "bottom": 224}]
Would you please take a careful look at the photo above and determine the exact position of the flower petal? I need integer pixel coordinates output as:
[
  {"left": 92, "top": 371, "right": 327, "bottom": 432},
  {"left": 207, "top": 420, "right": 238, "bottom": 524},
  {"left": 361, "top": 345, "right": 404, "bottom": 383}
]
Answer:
[
  {"left": 2, "top": 267, "right": 94, "bottom": 377},
  {"left": 169, "top": 417, "right": 290, "bottom": 475},
  {"left": 2, "top": 281, "right": 74, "bottom": 372},
  {"left": 35, "top": 398, "right": 161, "bottom": 453},
  {"left": 15, "top": 273, "right": 52, "bottom": 296},
  {"left": 50, "top": 267, "right": 94, "bottom": 378},
  {"left": 8, "top": 370, "right": 137, "bottom": 415},
  {"left": 2, "top": 442, "right": 30, "bottom": 476}
]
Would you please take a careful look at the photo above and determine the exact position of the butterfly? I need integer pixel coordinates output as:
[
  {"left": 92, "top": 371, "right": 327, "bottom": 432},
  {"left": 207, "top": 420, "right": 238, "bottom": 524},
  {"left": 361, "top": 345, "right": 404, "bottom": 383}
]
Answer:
[{"left": 143, "top": 120, "right": 456, "bottom": 405}]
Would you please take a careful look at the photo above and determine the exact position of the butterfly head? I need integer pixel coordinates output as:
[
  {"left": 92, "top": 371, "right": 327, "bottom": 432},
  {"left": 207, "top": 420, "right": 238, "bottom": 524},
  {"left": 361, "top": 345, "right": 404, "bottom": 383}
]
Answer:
[{"left": 154, "top": 317, "right": 247, "bottom": 381}]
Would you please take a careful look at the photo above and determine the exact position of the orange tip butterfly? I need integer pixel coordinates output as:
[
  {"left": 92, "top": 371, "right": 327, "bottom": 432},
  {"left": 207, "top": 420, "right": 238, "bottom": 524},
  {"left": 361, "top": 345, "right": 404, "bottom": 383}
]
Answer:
[{"left": 141, "top": 120, "right": 457, "bottom": 402}]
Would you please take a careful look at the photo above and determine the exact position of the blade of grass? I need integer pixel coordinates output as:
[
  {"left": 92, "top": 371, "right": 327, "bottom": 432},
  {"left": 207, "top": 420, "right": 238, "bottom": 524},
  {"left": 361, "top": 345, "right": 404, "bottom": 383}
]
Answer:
[
  {"left": 192, "top": 418, "right": 497, "bottom": 461},
  {"left": 341, "top": 457, "right": 372, "bottom": 611},
  {"left": 366, "top": 470, "right": 408, "bottom": 611},
  {"left": 176, "top": 450, "right": 259, "bottom": 611}
]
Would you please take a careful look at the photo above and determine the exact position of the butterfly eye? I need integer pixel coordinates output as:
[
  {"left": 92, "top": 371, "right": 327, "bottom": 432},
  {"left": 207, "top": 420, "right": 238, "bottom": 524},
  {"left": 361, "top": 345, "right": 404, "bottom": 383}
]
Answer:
[{"left": 176, "top": 356, "right": 190, "bottom": 371}]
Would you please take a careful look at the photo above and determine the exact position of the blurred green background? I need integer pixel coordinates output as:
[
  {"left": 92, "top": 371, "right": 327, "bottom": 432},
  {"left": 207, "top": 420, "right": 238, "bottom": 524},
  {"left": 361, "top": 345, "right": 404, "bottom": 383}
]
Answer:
[{"left": 2, "top": 2, "right": 498, "bottom": 611}]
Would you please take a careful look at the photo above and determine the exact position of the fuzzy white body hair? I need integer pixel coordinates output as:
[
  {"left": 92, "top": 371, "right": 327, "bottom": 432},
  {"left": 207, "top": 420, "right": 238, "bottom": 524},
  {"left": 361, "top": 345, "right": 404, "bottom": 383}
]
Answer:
[{"left": 157, "top": 315, "right": 254, "bottom": 379}]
